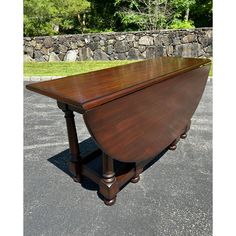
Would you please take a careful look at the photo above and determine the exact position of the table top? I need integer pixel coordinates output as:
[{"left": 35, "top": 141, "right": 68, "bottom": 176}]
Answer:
[{"left": 26, "top": 57, "right": 210, "bottom": 111}]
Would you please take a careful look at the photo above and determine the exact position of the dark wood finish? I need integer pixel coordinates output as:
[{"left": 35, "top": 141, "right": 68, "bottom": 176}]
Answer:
[
  {"left": 180, "top": 120, "right": 191, "bottom": 139},
  {"left": 26, "top": 57, "right": 211, "bottom": 206},
  {"left": 100, "top": 154, "right": 117, "bottom": 206},
  {"left": 131, "top": 162, "right": 143, "bottom": 183},
  {"left": 26, "top": 57, "right": 210, "bottom": 112},
  {"left": 102, "top": 153, "right": 115, "bottom": 184},
  {"left": 57, "top": 102, "right": 82, "bottom": 182},
  {"left": 168, "top": 137, "right": 180, "bottom": 151},
  {"left": 84, "top": 65, "right": 210, "bottom": 163}
]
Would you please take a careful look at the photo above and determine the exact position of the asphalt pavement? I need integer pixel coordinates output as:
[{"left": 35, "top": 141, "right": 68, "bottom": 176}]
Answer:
[{"left": 24, "top": 80, "right": 212, "bottom": 236}]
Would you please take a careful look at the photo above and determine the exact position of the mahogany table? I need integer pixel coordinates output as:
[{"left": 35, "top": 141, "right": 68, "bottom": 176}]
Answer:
[{"left": 26, "top": 57, "right": 211, "bottom": 206}]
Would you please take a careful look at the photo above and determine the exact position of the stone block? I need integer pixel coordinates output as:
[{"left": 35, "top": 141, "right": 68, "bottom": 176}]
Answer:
[
  {"left": 139, "top": 36, "right": 154, "bottom": 46},
  {"left": 105, "top": 45, "right": 113, "bottom": 55},
  {"left": 30, "top": 40, "right": 37, "bottom": 47},
  {"left": 115, "top": 35, "right": 126, "bottom": 41},
  {"left": 77, "top": 40, "right": 85, "bottom": 47},
  {"left": 41, "top": 47, "right": 49, "bottom": 55},
  {"left": 84, "top": 36, "right": 91, "bottom": 44},
  {"left": 78, "top": 48, "right": 93, "bottom": 60},
  {"left": 181, "top": 34, "right": 197, "bottom": 43},
  {"left": 138, "top": 46, "right": 146, "bottom": 53},
  {"left": 64, "top": 50, "right": 78, "bottom": 61},
  {"left": 49, "top": 52, "right": 61, "bottom": 62},
  {"left": 117, "top": 53, "right": 126, "bottom": 60},
  {"left": 166, "top": 45, "right": 174, "bottom": 56},
  {"left": 127, "top": 48, "right": 142, "bottom": 60},
  {"left": 70, "top": 42, "right": 78, "bottom": 50},
  {"left": 204, "top": 45, "right": 212, "bottom": 54},
  {"left": 93, "top": 36, "right": 100, "bottom": 42},
  {"left": 88, "top": 42, "right": 99, "bottom": 51},
  {"left": 94, "top": 49, "right": 109, "bottom": 60},
  {"left": 24, "top": 46, "right": 34, "bottom": 58},
  {"left": 100, "top": 40, "right": 105, "bottom": 46},
  {"left": 114, "top": 41, "right": 129, "bottom": 53},
  {"left": 59, "top": 45, "right": 68, "bottom": 53},
  {"left": 161, "top": 35, "right": 171, "bottom": 46},
  {"left": 175, "top": 43, "right": 200, "bottom": 57},
  {"left": 145, "top": 46, "right": 164, "bottom": 58},
  {"left": 44, "top": 37, "right": 54, "bottom": 48},
  {"left": 108, "top": 39, "right": 116, "bottom": 45},
  {"left": 35, "top": 43, "right": 42, "bottom": 50},
  {"left": 154, "top": 36, "right": 162, "bottom": 46},
  {"left": 58, "top": 53, "right": 65, "bottom": 61},
  {"left": 34, "top": 51, "right": 45, "bottom": 62},
  {"left": 126, "top": 34, "right": 135, "bottom": 41},
  {"left": 24, "top": 55, "right": 34, "bottom": 62},
  {"left": 173, "top": 38, "right": 181, "bottom": 45}
]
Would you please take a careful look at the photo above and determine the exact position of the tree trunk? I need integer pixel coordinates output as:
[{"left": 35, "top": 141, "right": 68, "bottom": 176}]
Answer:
[
  {"left": 78, "top": 14, "right": 85, "bottom": 34},
  {"left": 185, "top": 7, "right": 190, "bottom": 21}
]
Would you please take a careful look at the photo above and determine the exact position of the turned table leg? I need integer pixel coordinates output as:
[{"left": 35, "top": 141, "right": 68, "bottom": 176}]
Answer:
[
  {"left": 131, "top": 163, "right": 143, "bottom": 183},
  {"left": 169, "top": 137, "right": 180, "bottom": 151},
  {"left": 169, "top": 120, "right": 191, "bottom": 150},
  {"left": 181, "top": 120, "right": 191, "bottom": 139},
  {"left": 57, "top": 102, "right": 82, "bottom": 182},
  {"left": 99, "top": 153, "right": 118, "bottom": 206}
]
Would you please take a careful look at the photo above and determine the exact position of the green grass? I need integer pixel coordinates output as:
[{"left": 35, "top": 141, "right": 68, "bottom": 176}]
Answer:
[
  {"left": 24, "top": 60, "right": 138, "bottom": 76},
  {"left": 24, "top": 60, "right": 212, "bottom": 77},
  {"left": 209, "top": 64, "right": 212, "bottom": 77}
]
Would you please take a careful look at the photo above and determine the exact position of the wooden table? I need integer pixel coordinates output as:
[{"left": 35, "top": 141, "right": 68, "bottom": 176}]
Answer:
[{"left": 26, "top": 57, "right": 211, "bottom": 206}]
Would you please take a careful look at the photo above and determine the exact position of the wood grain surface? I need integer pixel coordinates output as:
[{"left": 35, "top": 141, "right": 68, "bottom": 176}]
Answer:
[
  {"left": 26, "top": 57, "right": 210, "bottom": 112},
  {"left": 84, "top": 65, "right": 210, "bottom": 163}
]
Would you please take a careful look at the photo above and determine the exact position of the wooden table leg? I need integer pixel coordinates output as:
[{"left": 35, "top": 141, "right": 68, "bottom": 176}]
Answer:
[
  {"left": 99, "top": 153, "right": 118, "bottom": 206},
  {"left": 131, "top": 162, "right": 143, "bottom": 183},
  {"left": 169, "top": 120, "right": 192, "bottom": 150},
  {"left": 181, "top": 120, "right": 191, "bottom": 139},
  {"left": 168, "top": 136, "right": 180, "bottom": 151},
  {"left": 57, "top": 102, "right": 81, "bottom": 182}
]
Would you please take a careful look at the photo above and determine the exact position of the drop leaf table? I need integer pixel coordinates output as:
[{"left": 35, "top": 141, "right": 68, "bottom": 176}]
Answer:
[{"left": 26, "top": 57, "right": 211, "bottom": 206}]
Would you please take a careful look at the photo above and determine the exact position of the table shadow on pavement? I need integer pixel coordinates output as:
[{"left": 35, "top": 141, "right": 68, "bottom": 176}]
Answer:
[{"left": 47, "top": 137, "right": 168, "bottom": 193}]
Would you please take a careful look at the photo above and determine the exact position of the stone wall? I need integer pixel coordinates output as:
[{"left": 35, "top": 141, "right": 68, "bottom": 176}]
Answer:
[{"left": 24, "top": 28, "right": 212, "bottom": 62}]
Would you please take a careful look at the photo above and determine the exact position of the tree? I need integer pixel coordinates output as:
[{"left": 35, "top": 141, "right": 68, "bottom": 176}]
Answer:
[
  {"left": 24, "top": 0, "right": 212, "bottom": 36},
  {"left": 52, "top": 0, "right": 90, "bottom": 34},
  {"left": 114, "top": 0, "right": 172, "bottom": 31},
  {"left": 24, "top": 0, "right": 57, "bottom": 36},
  {"left": 114, "top": 0, "right": 198, "bottom": 31},
  {"left": 170, "top": 0, "right": 195, "bottom": 21},
  {"left": 87, "top": 0, "right": 119, "bottom": 32},
  {"left": 168, "top": 0, "right": 196, "bottom": 29},
  {"left": 24, "top": 0, "right": 90, "bottom": 36},
  {"left": 190, "top": 0, "right": 212, "bottom": 27}
]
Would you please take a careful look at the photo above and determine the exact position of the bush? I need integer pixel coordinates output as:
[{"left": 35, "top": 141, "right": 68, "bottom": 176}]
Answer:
[{"left": 169, "top": 19, "right": 195, "bottom": 29}]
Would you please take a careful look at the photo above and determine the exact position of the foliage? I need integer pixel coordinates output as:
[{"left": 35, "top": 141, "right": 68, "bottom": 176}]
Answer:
[
  {"left": 87, "top": 0, "right": 119, "bottom": 32},
  {"left": 190, "top": 0, "right": 212, "bottom": 27},
  {"left": 114, "top": 0, "right": 172, "bottom": 30},
  {"left": 114, "top": 0, "right": 199, "bottom": 30},
  {"left": 24, "top": 0, "right": 90, "bottom": 36},
  {"left": 170, "top": 0, "right": 195, "bottom": 19},
  {"left": 24, "top": 0, "right": 212, "bottom": 36},
  {"left": 52, "top": 0, "right": 90, "bottom": 34},
  {"left": 24, "top": 0, "right": 56, "bottom": 36},
  {"left": 169, "top": 19, "right": 195, "bottom": 29}
]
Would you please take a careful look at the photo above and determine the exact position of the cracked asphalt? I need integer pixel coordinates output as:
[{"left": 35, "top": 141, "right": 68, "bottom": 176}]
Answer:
[{"left": 24, "top": 80, "right": 212, "bottom": 236}]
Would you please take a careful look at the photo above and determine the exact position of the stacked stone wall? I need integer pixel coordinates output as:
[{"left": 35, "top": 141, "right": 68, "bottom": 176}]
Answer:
[{"left": 24, "top": 28, "right": 212, "bottom": 62}]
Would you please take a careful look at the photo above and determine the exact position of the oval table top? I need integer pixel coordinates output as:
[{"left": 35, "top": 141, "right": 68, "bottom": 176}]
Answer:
[{"left": 26, "top": 57, "right": 210, "bottom": 113}]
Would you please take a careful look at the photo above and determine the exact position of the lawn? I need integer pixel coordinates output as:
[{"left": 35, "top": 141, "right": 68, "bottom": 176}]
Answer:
[
  {"left": 24, "top": 60, "right": 212, "bottom": 77},
  {"left": 24, "top": 60, "right": 138, "bottom": 76}
]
